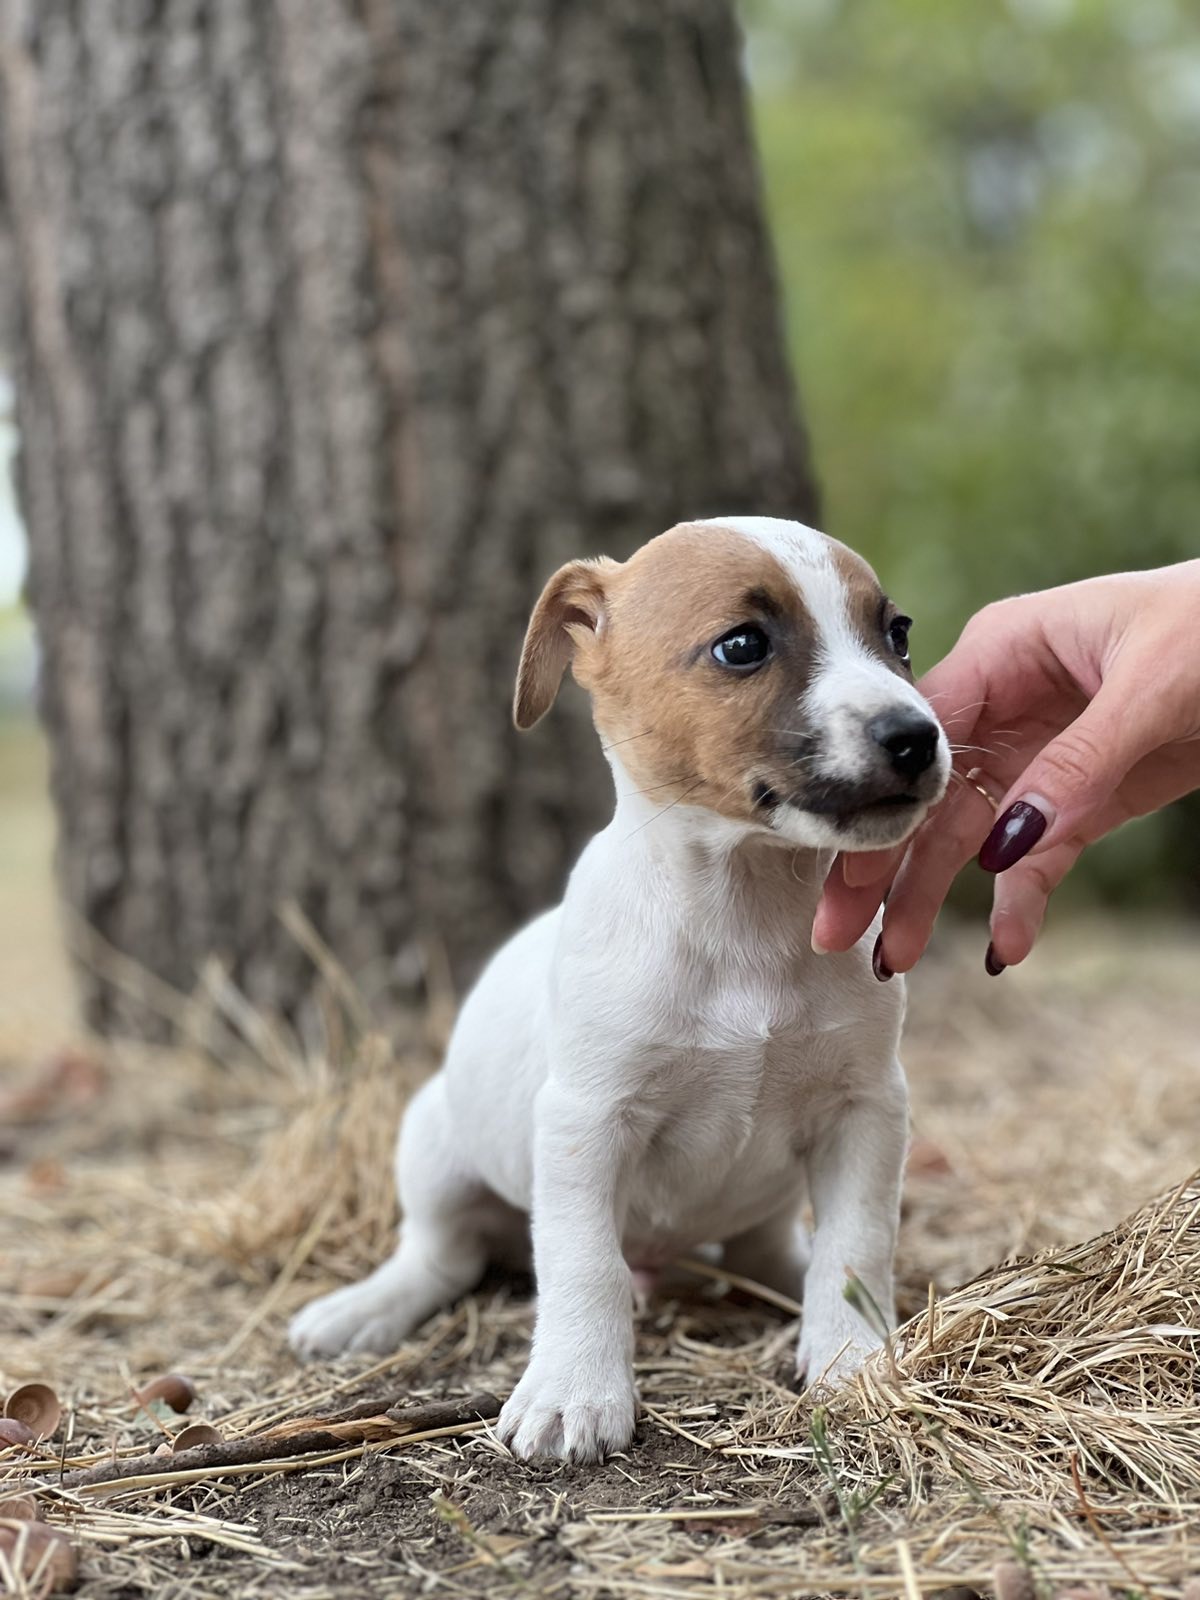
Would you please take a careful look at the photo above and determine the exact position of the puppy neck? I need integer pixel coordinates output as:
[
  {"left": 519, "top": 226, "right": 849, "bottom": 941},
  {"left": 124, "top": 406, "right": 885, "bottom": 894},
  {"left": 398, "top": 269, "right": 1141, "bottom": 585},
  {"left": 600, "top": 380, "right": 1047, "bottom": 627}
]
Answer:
[{"left": 605, "top": 752, "right": 832, "bottom": 926}]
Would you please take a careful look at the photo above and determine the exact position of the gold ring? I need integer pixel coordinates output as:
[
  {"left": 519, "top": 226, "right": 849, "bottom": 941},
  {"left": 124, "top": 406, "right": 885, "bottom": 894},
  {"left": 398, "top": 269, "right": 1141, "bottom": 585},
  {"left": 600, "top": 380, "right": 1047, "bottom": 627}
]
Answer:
[{"left": 963, "top": 766, "right": 1003, "bottom": 813}]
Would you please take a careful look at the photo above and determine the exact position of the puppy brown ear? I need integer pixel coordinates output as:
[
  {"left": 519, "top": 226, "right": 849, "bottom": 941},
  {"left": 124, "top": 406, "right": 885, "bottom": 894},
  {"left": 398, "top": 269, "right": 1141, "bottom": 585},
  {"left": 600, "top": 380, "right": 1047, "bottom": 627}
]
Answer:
[{"left": 514, "top": 557, "right": 616, "bottom": 730}]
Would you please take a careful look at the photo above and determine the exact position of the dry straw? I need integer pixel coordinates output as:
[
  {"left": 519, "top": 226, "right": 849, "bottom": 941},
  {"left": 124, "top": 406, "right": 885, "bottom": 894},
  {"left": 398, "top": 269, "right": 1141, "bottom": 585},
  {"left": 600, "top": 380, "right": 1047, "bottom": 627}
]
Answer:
[{"left": 844, "top": 1172, "right": 1200, "bottom": 1511}]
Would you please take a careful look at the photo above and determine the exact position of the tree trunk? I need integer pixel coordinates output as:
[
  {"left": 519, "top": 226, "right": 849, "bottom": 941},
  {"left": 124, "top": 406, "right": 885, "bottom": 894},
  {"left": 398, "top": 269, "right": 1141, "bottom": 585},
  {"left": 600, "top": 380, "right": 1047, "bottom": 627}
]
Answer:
[{"left": 0, "top": 0, "right": 817, "bottom": 1037}]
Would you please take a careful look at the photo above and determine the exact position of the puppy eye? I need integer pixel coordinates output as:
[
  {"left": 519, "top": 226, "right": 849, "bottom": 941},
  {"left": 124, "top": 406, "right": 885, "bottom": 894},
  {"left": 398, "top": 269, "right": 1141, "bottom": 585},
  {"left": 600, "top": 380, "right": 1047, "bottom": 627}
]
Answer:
[
  {"left": 711, "top": 624, "right": 771, "bottom": 670},
  {"left": 887, "top": 615, "right": 912, "bottom": 661}
]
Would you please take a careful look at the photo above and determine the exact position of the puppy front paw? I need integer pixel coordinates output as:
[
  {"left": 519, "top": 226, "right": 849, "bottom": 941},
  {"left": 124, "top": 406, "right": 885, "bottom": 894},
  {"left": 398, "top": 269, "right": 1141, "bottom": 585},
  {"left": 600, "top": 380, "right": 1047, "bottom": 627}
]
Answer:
[
  {"left": 497, "top": 1361, "right": 637, "bottom": 1463},
  {"left": 796, "top": 1322, "right": 884, "bottom": 1392}
]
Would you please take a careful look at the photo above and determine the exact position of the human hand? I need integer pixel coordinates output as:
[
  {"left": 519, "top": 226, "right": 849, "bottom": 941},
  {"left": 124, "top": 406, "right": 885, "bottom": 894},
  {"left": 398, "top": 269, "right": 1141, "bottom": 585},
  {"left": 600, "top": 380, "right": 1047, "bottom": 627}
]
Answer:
[{"left": 813, "top": 561, "right": 1200, "bottom": 975}]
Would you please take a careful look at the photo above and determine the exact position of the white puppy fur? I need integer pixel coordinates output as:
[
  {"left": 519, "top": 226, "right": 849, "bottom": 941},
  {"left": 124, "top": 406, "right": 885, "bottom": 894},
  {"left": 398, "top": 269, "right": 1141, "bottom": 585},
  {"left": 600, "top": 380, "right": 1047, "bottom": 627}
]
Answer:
[{"left": 290, "top": 517, "right": 950, "bottom": 1463}]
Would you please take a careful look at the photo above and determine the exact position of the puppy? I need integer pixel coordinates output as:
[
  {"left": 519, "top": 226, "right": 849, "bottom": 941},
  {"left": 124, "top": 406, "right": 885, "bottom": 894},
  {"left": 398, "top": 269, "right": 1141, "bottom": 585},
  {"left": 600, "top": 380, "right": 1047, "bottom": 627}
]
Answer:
[{"left": 290, "top": 516, "right": 950, "bottom": 1462}]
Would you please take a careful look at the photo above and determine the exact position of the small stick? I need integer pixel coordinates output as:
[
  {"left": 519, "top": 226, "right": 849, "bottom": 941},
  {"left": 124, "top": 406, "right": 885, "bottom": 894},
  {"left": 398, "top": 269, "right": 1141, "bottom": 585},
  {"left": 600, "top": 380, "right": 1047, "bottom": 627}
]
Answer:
[
  {"left": 673, "top": 1256, "right": 803, "bottom": 1317},
  {"left": 62, "top": 1392, "right": 500, "bottom": 1490},
  {"left": 1067, "top": 1452, "right": 1148, "bottom": 1596},
  {"left": 639, "top": 1400, "right": 716, "bottom": 1453},
  {"left": 216, "top": 1192, "right": 340, "bottom": 1365},
  {"left": 896, "top": 1538, "right": 921, "bottom": 1600},
  {"left": 588, "top": 1502, "right": 825, "bottom": 1527},
  {"left": 63, "top": 1421, "right": 493, "bottom": 1496},
  {"left": 924, "top": 1280, "right": 937, "bottom": 1355}
]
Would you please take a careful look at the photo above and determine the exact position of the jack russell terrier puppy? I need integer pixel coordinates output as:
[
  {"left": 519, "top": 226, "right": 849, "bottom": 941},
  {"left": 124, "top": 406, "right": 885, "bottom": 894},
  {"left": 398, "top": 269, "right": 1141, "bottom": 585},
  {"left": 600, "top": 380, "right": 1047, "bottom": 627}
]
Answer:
[{"left": 290, "top": 516, "right": 950, "bottom": 1462}]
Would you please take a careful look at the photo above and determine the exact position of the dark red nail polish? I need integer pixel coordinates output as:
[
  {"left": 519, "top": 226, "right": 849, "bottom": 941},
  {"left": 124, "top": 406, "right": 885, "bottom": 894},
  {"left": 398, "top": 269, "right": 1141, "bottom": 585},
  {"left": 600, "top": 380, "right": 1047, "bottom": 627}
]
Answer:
[
  {"left": 979, "top": 800, "right": 1047, "bottom": 873},
  {"left": 984, "top": 943, "right": 1006, "bottom": 977},
  {"left": 872, "top": 933, "right": 893, "bottom": 982}
]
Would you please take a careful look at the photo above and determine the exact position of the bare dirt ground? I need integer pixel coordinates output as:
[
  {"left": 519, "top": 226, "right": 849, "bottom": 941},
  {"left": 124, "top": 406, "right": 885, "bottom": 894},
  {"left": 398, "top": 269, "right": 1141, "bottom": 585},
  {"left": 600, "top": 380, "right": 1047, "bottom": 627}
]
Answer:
[{"left": 2, "top": 723, "right": 1199, "bottom": 1599}]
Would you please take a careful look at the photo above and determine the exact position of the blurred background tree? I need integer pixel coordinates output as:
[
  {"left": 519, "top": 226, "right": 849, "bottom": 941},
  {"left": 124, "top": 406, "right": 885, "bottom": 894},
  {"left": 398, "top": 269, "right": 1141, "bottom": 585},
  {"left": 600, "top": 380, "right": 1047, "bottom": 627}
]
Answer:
[
  {"left": 0, "top": 0, "right": 814, "bottom": 1034},
  {"left": 744, "top": 0, "right": 1200, "bottom": 909},
  {"left": 0, "top": 0, "right": 1196, "bottom": 1037}
]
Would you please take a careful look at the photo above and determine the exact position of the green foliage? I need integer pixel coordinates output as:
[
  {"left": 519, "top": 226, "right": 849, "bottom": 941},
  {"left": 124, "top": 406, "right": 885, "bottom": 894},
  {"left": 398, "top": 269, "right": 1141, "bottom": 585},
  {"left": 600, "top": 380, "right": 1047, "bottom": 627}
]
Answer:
[{"left": 748, "top": 0, "right": 1200, "bottom": 905}]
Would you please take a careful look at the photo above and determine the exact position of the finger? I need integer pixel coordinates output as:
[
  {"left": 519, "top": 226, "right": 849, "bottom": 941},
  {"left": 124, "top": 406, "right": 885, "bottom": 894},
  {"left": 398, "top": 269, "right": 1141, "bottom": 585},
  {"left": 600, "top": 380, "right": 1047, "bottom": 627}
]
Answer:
[
  {"left": 812, "top": 854, "right": 898, "bottom": 954},
  {"left": 878, "top": 782, "right": 998, "bottom": 973},
  {"left": 979, "top": 671, "right": 1176, "bottom": 875},
  {"left": 986, "top": 838, "right": 1084, "bottom": 970},
  {"left": 842, "top": 845, "right": 904, "bottom": 890}
]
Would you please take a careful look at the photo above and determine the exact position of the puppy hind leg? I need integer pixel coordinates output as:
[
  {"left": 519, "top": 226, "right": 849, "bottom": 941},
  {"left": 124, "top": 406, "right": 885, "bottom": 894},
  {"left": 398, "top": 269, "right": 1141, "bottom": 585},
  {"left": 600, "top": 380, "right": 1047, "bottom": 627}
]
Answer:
[
  {"left": 289, "top": 1078, "right": 489, "bottom": 1359},
  {"left": 721, "top": 1203, "right": 810, "bottom": 1303}
]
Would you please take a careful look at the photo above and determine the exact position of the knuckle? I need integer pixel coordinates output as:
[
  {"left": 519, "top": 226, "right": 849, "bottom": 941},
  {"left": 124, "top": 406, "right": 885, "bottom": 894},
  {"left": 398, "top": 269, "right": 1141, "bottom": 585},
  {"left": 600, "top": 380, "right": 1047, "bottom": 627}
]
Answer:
[
  {"left": 963, "top": 596, "right": 1020, "bottom": 642},
  {"left": 1020, "top": 856, "right": 1060, "bottom": 902},
  {"left": 1037, "top": 723, "right": 1108, "bottom": 796},
  {"left": 940, "top": 792, "right": 993, "bottom": 856}
]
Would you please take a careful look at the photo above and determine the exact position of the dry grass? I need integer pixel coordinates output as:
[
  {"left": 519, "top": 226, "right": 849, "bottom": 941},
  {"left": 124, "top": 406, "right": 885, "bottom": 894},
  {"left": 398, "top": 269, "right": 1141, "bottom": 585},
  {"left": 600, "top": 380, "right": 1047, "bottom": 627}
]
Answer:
[
  {"left": 1, "top": 911, "right": 1199, "bottom": 1597},
  {"left": 852, "top": 1174, "right": 1200, "bottom": 1505}
]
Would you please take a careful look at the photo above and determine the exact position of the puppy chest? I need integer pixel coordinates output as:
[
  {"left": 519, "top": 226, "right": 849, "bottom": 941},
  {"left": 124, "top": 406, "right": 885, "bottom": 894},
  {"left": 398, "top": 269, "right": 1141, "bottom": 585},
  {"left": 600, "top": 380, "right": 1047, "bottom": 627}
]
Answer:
[{"left": 623, "top": 1037, "right": 843, "bottom": 1243}]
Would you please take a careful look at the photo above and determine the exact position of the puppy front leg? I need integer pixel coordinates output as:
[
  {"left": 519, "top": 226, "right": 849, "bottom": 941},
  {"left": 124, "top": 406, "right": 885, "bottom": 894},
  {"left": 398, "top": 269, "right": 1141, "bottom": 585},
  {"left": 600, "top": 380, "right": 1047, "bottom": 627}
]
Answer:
[
  {"left": 797, "top": 1061, "right": 908, "bottom": 1389},
  {"left": 498, "top": 1081, "right": 638, "bottom": 1463}
]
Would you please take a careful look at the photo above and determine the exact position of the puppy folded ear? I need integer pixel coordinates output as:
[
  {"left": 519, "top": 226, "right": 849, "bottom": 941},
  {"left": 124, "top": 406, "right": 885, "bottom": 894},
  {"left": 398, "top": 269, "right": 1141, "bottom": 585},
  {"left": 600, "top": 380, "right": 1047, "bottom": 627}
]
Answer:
[{"left": 514, "top": 557, "right": 617, "bottom": 730}]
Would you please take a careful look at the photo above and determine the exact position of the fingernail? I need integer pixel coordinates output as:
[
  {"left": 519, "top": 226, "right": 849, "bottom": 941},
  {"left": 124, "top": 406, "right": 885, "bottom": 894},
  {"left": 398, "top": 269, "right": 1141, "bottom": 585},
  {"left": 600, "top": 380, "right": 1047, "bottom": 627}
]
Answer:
[
  {"left": 811, "top": 933, "right": 830, "bottom": 956},
  {"left": 984, "top": 942, "right": 1006, "bottom": 977},
  {"left": 872, "top": 933, "right": 893, "bottom": 982},
  {"left": 842, "top": 856, "right": 873, "bottom": 890},
  {"left": 979, "top": 798, "right": 1049, "bottom": 873}
]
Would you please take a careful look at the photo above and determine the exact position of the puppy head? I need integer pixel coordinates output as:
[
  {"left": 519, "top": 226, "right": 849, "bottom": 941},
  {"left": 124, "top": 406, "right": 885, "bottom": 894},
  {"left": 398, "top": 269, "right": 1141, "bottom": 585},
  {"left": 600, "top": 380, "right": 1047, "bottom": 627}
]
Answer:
[{"left": 515, "top": 517, "right": 950, "bottom": 851}]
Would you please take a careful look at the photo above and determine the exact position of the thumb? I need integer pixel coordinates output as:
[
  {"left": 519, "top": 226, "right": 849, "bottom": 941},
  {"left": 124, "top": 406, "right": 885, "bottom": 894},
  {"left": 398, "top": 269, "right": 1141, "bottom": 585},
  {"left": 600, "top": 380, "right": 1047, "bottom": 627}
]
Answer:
[{"left": 978, "top": 675, "right": 1165, "bottom": 873}]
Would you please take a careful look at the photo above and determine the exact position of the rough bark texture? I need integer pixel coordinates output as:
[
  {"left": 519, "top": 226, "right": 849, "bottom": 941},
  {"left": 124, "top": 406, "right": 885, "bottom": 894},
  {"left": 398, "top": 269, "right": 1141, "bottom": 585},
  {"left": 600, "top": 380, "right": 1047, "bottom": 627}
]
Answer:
[{"left": 0, "top": 0, "right": 817, "bottom": 1036}]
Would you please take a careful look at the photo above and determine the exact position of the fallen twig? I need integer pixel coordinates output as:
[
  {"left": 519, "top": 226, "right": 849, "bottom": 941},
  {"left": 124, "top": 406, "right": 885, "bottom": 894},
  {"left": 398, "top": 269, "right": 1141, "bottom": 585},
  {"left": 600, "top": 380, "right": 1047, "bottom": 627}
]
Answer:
[{"left": 62, "top": 1390, "right": 500, "bottom": 1489}]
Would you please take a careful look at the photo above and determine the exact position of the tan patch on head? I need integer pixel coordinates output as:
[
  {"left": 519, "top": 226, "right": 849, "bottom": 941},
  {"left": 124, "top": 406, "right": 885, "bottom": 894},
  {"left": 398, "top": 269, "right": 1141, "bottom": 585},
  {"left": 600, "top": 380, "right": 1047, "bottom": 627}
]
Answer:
[
  {"left": 828, "top": 539, "right": 912, "bottom": 680},
  {"left": 573, "top": 522, "right": 823, "bottom": 823}
]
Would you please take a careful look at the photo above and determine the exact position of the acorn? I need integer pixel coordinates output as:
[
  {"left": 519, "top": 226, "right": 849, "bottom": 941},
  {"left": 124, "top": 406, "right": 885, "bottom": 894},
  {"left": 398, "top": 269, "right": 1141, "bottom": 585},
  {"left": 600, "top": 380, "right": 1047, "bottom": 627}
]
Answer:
[
  {"left": 134, "top": 1374, "right": 196, "bottom": 1415},
  {"left": 172, "top": 1422, "right": 221, "bottom": 1451},
  {"left": 4, "top": 1383, "right": 62, "bottom": 1440},
  {"left": 0, "top": 1418, "right": 36, "bottom": 1448},
  {"left": 0, "top": 1520, "right": 78, "bottom": 1591}
]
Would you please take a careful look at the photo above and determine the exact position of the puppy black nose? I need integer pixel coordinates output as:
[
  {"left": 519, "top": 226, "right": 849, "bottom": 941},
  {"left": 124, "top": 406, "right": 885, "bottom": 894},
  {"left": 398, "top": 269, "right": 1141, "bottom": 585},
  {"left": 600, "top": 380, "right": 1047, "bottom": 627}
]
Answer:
[{"left": 868, "top": 712, "right": 940, "bottom": 782}]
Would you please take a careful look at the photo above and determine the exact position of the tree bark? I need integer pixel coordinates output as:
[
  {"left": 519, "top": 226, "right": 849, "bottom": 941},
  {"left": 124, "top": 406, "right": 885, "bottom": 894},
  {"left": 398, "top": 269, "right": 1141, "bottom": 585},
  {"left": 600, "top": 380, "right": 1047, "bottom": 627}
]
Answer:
[{"left": 0, "top": 0, "right": 817, "bottom": 1036}]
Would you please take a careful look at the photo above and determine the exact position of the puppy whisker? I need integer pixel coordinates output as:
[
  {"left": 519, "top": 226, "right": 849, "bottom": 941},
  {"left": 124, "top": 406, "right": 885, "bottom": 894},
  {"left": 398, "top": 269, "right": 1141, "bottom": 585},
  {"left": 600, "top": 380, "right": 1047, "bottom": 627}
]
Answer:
[
  {"left": 788, "top": 849, "right": 825, "bottom": 887},
  {"left": 628, "top": 776, "right": 700, "bottom": 800},
  {"left": 600, "top": 728, "right": 655, "bottom": 755},
  {"left": 950, "top": 738, "right": 1018, "bottom": 763},
  {"left": 922, "top": 693, "right": 988, "bottom": 716},
  {"left": 621, "top": 778, "right": 707, "bottom": 841}
]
